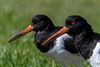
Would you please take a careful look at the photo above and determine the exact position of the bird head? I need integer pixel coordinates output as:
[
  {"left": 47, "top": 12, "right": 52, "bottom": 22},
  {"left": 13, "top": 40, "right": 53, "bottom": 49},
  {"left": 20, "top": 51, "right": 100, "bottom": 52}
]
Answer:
[
  {"left": 8, "top": 15, "right": 55, "bottom": 42},
  {"left": 42, "top": 15, "right": 92, "bottom": 45}
]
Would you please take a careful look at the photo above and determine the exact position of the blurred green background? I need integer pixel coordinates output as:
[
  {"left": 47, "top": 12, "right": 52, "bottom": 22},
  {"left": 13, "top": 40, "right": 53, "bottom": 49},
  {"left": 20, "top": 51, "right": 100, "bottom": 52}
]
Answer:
[{"left": 0, "top": 0, "right": 100, "bottom": 67}]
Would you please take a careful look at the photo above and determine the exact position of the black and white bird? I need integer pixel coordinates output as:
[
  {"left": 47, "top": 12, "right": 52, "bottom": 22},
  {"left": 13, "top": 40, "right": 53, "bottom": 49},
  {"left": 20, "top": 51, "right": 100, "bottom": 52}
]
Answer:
[
  {"left": 8, "top": 15, "right": 83, "bottom": 67},
  {"left": 43, "top": 15, "right": 100, "bottom": 67}
]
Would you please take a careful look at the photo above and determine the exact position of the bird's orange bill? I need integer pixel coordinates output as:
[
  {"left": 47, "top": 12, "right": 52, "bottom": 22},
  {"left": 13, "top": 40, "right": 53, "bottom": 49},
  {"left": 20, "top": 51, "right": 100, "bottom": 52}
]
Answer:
[
  {"left": 8, "top": 25, "right": 33, "bottom": 42},
  {"left": 42, "top": 26, "right": 69, "bottom": 46}
]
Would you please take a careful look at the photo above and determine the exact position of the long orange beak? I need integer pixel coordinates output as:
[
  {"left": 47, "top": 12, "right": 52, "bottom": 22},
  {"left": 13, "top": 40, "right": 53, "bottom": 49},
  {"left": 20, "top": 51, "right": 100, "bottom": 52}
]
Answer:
[
  {"left": 8, "top": 25, "right": 33, "bottom": 42},
  {"left": 42, "top": 26, "right": 69, "bottom": 46}
]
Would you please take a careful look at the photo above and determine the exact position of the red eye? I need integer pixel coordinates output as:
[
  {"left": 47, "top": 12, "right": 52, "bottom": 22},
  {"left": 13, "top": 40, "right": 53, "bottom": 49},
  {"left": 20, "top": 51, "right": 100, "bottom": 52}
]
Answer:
[{"left": 71, "top": 20, "right": 77, "bottom": 24}]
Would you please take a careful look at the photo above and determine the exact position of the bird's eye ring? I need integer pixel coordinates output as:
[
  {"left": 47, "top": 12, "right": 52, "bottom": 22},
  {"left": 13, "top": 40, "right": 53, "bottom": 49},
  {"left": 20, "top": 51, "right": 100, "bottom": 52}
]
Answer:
[{"left": 71, "top": 20, "right": 77, "bottom": 24}]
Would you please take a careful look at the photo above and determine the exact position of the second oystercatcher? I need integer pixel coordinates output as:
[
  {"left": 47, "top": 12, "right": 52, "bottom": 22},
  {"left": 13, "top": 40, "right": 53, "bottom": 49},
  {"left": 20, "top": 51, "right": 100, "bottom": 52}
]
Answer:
[
  {"left": 43, "top": 15, "right": 100, "bottom": 67},
  {"left": 8, "top": 15, "right": 83, "bottom": 67}
]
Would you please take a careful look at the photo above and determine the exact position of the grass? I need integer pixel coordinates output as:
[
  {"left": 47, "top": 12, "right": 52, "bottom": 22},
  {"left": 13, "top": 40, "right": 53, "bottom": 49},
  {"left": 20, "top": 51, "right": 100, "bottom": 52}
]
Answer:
[{"left": 0, "top": 0, "right": 100, "bottom": 67}]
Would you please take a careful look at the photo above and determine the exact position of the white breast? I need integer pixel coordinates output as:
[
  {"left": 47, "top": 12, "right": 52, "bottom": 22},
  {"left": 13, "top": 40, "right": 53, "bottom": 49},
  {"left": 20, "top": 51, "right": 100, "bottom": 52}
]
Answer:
[
  {"left": 45, "top": 34, "right": 83, "bottom": 66},
  {"left": 88, "top": 42, "right": 100, "bottom": 67}
]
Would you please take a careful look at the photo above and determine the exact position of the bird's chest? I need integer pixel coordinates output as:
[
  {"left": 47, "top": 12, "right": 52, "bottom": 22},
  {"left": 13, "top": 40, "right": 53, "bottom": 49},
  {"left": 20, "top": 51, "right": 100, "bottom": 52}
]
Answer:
[
  {"left": 45, "top": 34, "right": 83, "bottom": 65},
  {"left": 35, "top": 31, "right": 55, "bottom": 44},
  {"left": 34, "top": 31, "right": 55, "bottom": 52},
  {"left": 35, "top": 32, "right": 50, "bottom": 43}
]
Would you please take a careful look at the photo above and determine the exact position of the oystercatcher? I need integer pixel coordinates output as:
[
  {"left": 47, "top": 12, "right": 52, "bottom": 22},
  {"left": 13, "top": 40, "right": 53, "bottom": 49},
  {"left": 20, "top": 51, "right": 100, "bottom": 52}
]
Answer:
[
  {"left": 43, "top": 15, "right": 100, "bottom": 67},
  {"left": 8, "top": 15, "right": 83, "bottom": 67}
]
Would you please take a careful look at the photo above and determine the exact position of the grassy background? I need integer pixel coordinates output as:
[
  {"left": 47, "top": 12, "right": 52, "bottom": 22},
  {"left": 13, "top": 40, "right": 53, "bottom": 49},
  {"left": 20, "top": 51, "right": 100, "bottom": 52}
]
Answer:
[{"left": 0, "top": 0, "right": 100, "bottom": 67}]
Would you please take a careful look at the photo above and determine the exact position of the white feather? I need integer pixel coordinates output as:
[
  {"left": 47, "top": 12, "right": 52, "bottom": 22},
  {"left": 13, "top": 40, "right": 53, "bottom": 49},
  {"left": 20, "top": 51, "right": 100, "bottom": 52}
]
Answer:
[
  {"left": 45, "top": 34, "right": 83, "bottom": 66},
  {"left": 88, "top": 42, "right": 100, "bottom": 67}
]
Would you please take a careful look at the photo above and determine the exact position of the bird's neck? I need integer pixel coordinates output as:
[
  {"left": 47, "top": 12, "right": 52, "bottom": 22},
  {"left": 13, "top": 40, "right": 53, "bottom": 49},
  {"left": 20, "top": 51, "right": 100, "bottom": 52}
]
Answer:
[
  {"left": 35, "top": 30, "right": 56, "bottom": 53},
  {"left": 74, "top": 28, "right": 94, "bottom": 45}
]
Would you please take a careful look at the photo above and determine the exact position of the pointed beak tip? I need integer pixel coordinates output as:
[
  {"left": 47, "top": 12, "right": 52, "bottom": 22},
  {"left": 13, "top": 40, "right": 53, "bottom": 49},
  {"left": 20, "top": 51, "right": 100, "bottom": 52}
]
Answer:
[
  {"left": 8, "top": 37, "right": 14, "bottom": 43},
  {"left": 8, "top": 25, "right": 33, "bottom": 43},
  {"left": 8, "top": 38, "right": 13, "bottom": 42},
  {"left": 8, "top": 40, "right": 11, "bottom": 43}
]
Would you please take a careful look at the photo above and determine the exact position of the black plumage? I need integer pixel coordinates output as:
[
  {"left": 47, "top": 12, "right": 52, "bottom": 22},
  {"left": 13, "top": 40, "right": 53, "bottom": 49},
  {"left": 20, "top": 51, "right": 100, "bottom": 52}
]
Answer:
[
  {"left": 65, "top": 15, "right": 100, "bottom": 59},
  {"left": 32, "top": 15, "right": 78, "bottom": 53},
  {"left": 43, "top": 15, "right": 100, "bottom": 67}
]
